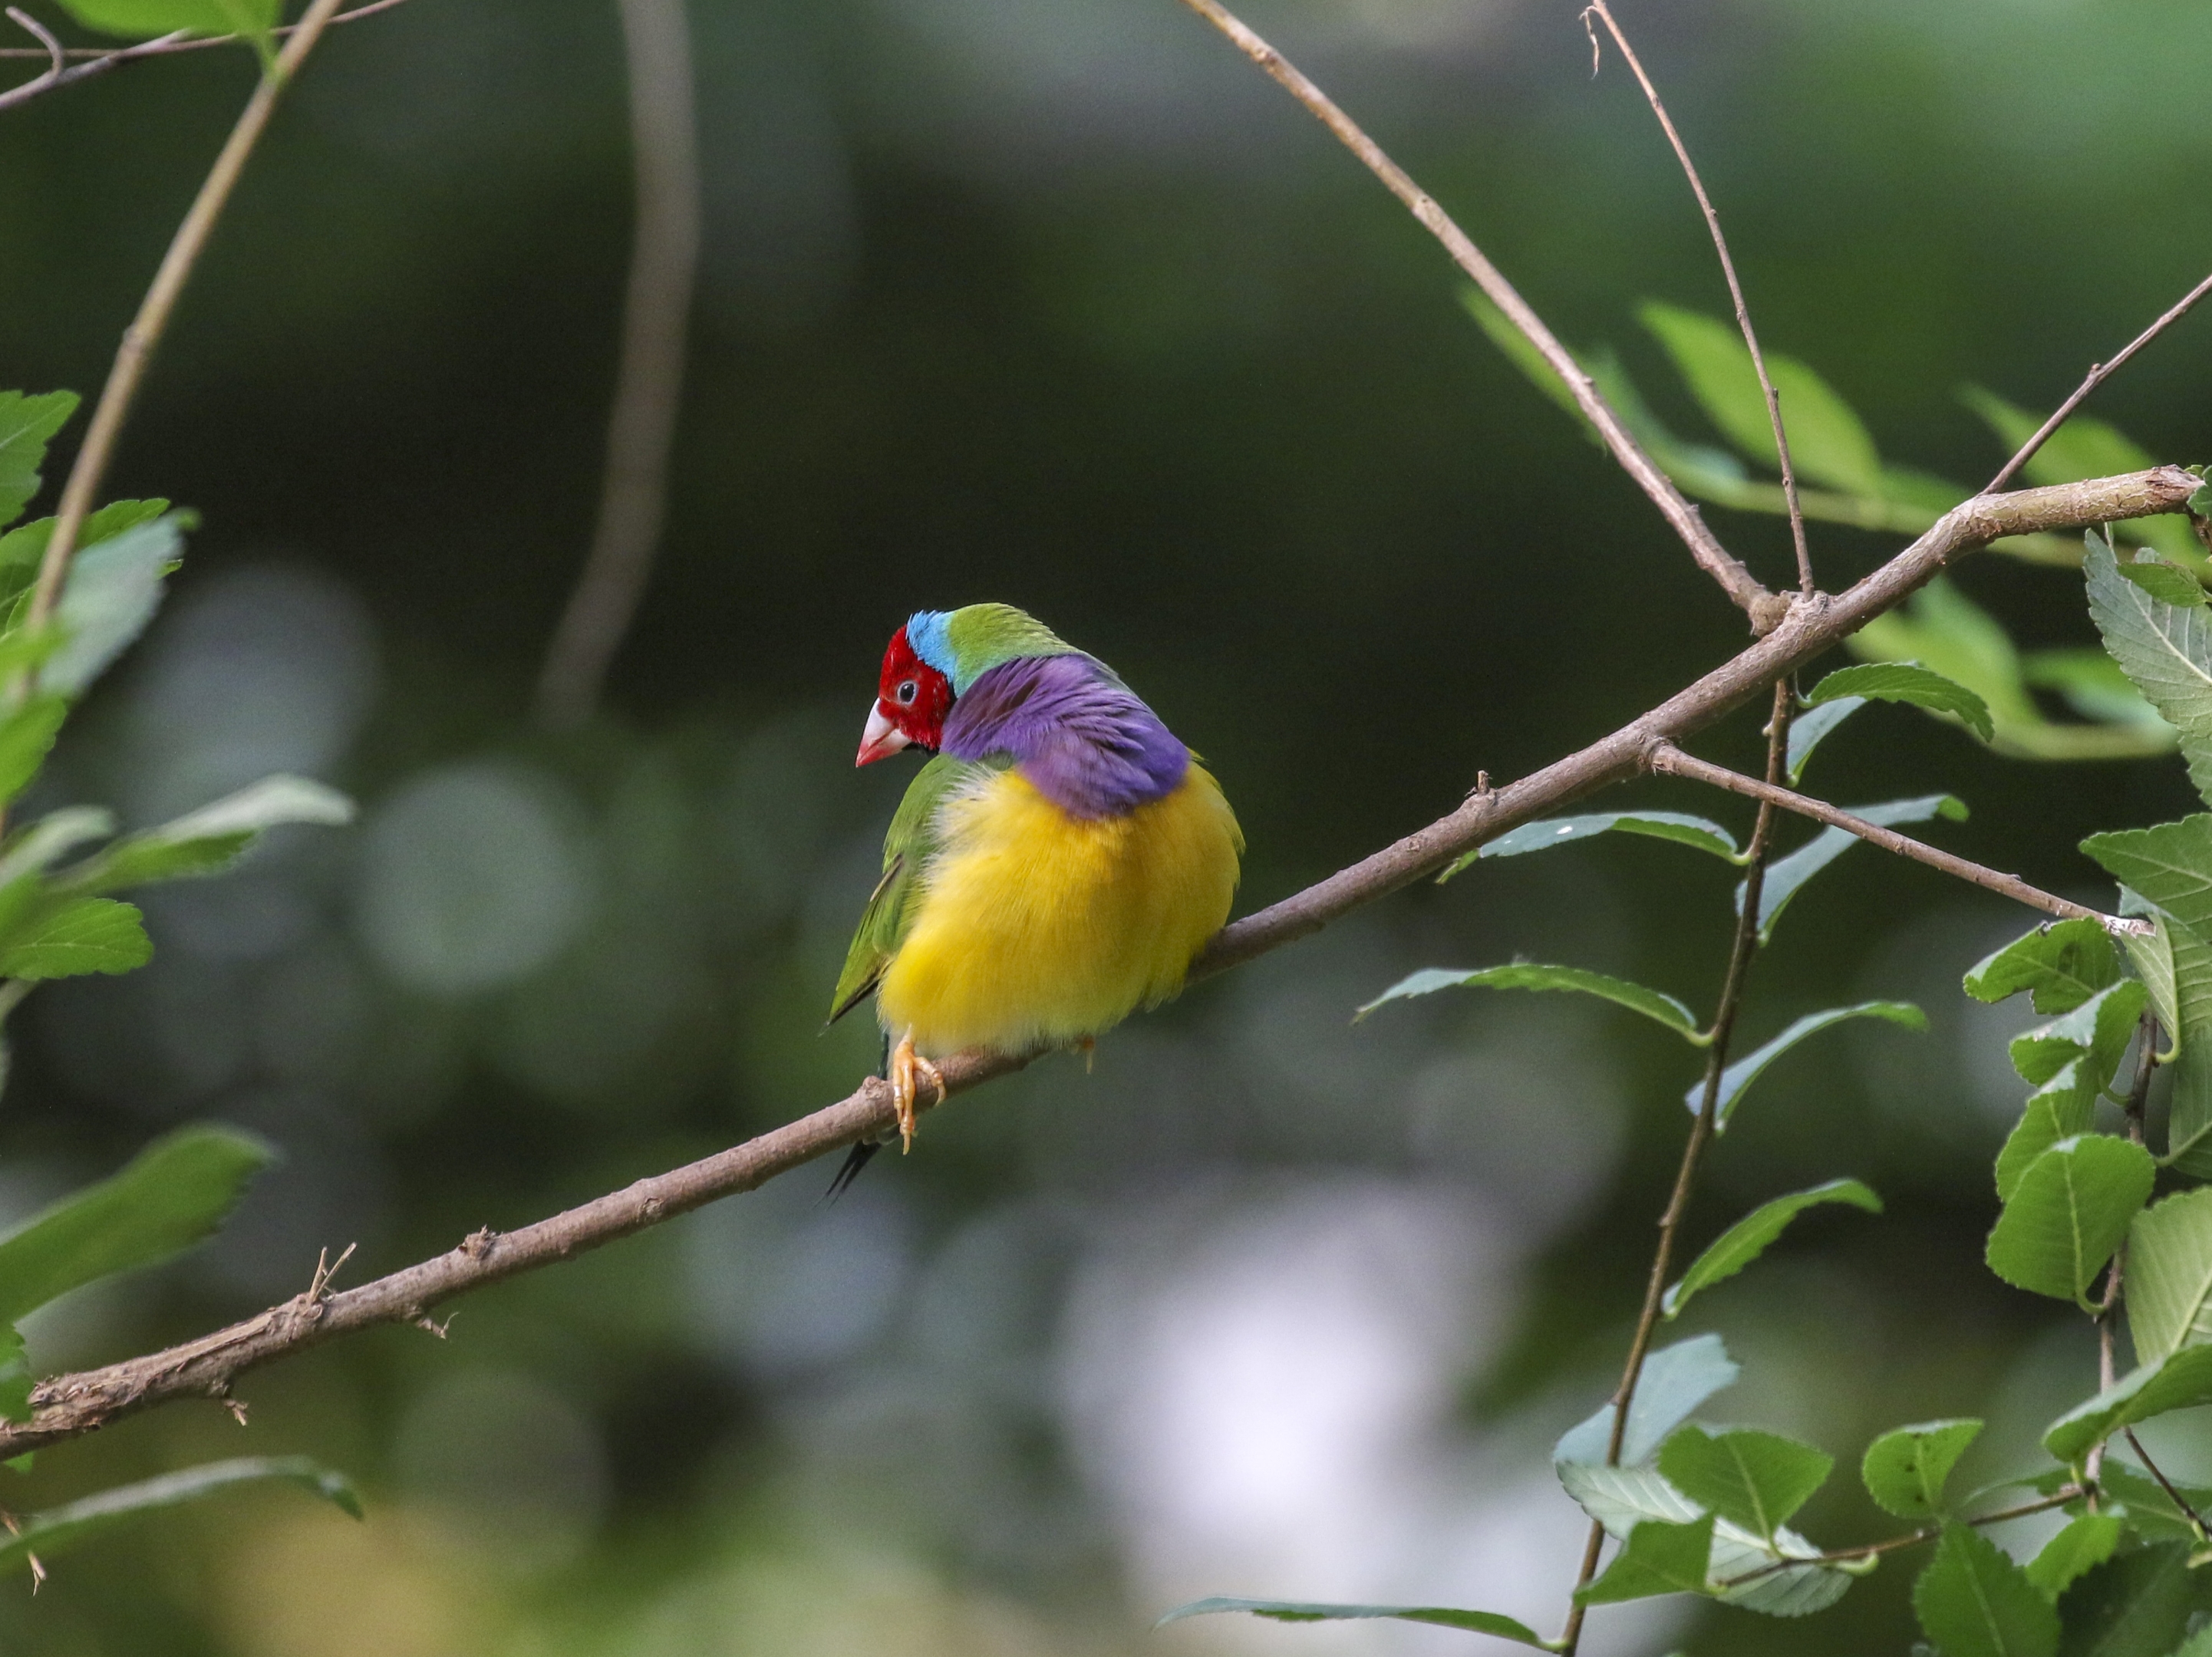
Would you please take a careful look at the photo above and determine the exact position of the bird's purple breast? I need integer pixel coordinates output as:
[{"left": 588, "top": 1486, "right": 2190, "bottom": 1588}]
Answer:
[{"left": 938, "top": 654, "right": 1188, "bottom": 819}]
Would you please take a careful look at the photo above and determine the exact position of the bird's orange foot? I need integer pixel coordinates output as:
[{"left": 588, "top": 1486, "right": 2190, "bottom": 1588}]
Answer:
[
  {"left": 889, "top": 1033, "right": 944, "bottom": 1154},
  {"left": 1076, "top": 1036, "right": 1096, "bottom": 1074}
]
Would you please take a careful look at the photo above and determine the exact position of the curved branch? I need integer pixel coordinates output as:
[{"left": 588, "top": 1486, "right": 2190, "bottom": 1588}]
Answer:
[
  {"left": 26, "top": 0, "right": 355, "bottom": 631},
  {"left": 0, "top": 463, "right": 2190, "bottom": 1458},
  {"left": 1583, "top": 0, "right": 1813, "bottom": 597},
  {"left": 0, "top": 0, "right": 414, "bottom": 114},
  {"left": 534, "top": 0, "right": 701, "bottom": 728},
  {"left": 1172, "top": 0, "right": 1779, "bottom": 628}
]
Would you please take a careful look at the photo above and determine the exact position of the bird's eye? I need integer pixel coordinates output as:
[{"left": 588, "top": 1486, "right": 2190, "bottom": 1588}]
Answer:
[{"left": 895, "top": 680, "right": 918, "bottom": 706}]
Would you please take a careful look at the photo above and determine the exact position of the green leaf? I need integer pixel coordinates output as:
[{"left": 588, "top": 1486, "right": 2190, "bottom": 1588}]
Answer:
[
  {"left": 1687, "top": 1001, "right": 1927, "bottom": 1128},
  {"left": 2091, "top": 1464, "right": 2212, "bottom": 1546},
  {"left": 31, "top": 522, "right": 171, "bottom": 702},
  {"left": 2081, "top": 819, "right": 2212, "bottom": 1174},
  {"left": 1640, "top": 302, "right": 1884, "bottom": 495},
  {"left": 39, "top": 513, "right": 186, "bottom": 700},
  {"left": 1462, "top": 289, "right": 1594, "bottom": 435},
  {"left": 0, "top": 697, "right": 66, "bottom": 812},
  {"left": 2118, "top": 556, "right": 2210, "bottom": 611},
  {"left": 1657, "top": 1425, "right": 1832, "bottom": 1539},
  {"left": 2115, "top": 898, "right": 2181, "bottom": 1053},
  {"left": 0, "top": 807, "right": 114, "bottom": 892},
  {"left": 57, "top": 776, "right": 356, "bottom": 895},
  {"left": 2125, "top": 1188, "right": 2212, "bottom": 1367},
  {"left": 1577, "top": 1514, "right": 1716, "bottom": 1606},
  {"left": 0, "top": 1456, "right": 358, "bottom": 1579},
  {"left": 1986, "top": 1135, "right": 2155, "bottom": 1305},
  {"left": 1861, "top": 1419, "right": 1984, "bottom": 1520},
  {"left": 2052, "top": 1543, "right": 2197, "bottom": 1657},
  {"left": 1996, "top": 1069, "right": 2098, "bottom": 1204},
  {"left": 1357, "top": 964, "right": 1700, "bottom": 1039},
  {"left": 2022, "top": 1514, "right": 2121, "bottom": 1602},
  {"left": 2084, "top": 536, "right": 2212, "bottom": 805},
  {"left": 1966, "top": 919, "right": 2123, "bottom": 1016},
  {"left": 1962, "top": 388, "right": 2150, "bottom": 492},
  {"left": 1850, "top": 579, "right": 2164, "bottom": 760},
  {"left": 0, "top": 1327, "right": 30, "bottom": 1425},
  {"left": 2009, "top": 981, "right": 2148, "bottom": 1089},
  {"left": 1158, "top": 1597, "right": 1557, "bottom": 1647},
  {"left": 45, "top": 0, "right": 275, "bottom": 43},
  {"left": 2023, "top": 649, "right": 2174, "bottom": 736},
  {"left": 0, "top": 897, "right": 150, "bottom": 980},
  {"left": 0, "top": 393, "right": 78, "bottom": 532},
  {"left": 1963, "top": 387, "right": 2203, "bottom": 566},
  {"left": 1554, "top": 1333, "right": 1738, "bottom": 1468},
  {"left": 1663, "top": 1178, "right": 1884, "bottom": 1319},
  {"left": 0, "top": 499, "right": 169, "bottom": 583},
  {"left": 1805, "top": 662, "right": 1997, "bottom": 743},
  {"left": 1786, "top": 697, "right": 1864, "bottom": 784},
  {"left": 1450, "top": 809, "right": 1740, "bottom": 878},
  {"left": 0, "top": 1125, "right": 274, "bottom": 1326},
  {"left": 1750, "top": 796, "right": 1969, "bottom": 941},
  {"left": 2042, "top": 1345, "right": 2212, "bottom": 1464},
  {"left": 1913, "top": 1523, "right": 2060, "bottom": 1657},
  {"left": 1555, "top": 1460, "right": 1854, "bottom": 1617}
]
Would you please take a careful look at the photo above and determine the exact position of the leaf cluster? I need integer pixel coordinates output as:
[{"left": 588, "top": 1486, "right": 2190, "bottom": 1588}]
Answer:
[
  {"left": 0, "top": 394, "right": 359, "bottom": 1570},
  {"left": 1473, "top": 297, "right": 2191, "bottom": 763}
]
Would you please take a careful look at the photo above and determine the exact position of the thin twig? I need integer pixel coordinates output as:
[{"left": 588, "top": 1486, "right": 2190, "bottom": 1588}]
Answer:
[
  {"left": 1172, "top": 0, "right": 1780, "bottom": 630},
  {"left": 1716, "top": 1489, "right": 2084, "bottom": 1587},
  {"left": 0, "top": 0, "right": 411, "bottom": 54},
  {"left": 1556, "top": 681, "right": 1793, "bottom": 1655},
  {"left": 1648, "top": 743, "right": 2148, "bottom": 934},
  {"left": 535, "top": 0, "right": 701, "bottom": 728},
  {"left": 0, "top": 0, "right": 410, "bottom": 114},
  {"left": 2, "top": 7, "right": 61, "bottom": 91},
  {"left": 0, "top": 26, "right": 184, "bottom": 114},
  {"left": 1987, "top": 268, "right": 2212, "bottom": 492},
  {"left": 23, "top": 0, "right": 352, "bottom": 634},
  {"left": 1582, "top": 1, "right": 1812, "bottom": 596},
  {"left": 2121, "top": 1429, "right": 2208, "bottom": 1534},
  {"left": 2088, "top": 1017, "right": 2158, "bottom": 1494},
  {"left": 0, "top": 468, "right": 2188, "bottom": 1458}
]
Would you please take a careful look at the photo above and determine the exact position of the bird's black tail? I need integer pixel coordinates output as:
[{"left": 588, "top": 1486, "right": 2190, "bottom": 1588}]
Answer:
[
  {"left": 823, "top": 1139, "right": 881, "bottom": 1201},
  {"left": 823, "top": 1030, "right": 893, "bottom": 1202}
]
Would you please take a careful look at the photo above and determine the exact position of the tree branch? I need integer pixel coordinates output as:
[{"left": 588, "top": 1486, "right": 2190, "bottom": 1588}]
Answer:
[
  {"left": 534, "top": 0, "right": 701, "bottom": 729},
  {"left": 1987, "top": 268, "right": 2212, "bottom": 492},
  {"left": 1172, "top": 0, "right": 1780, "bottom": 628},
  {"left": 0, "top": 0, "right": 412, "bottom": 114},
  {"left": 25, "top": 0, "right": 354, "bottom": 633},
  {"left": 0, "top": 466, "right": 2185, "bottom": 1458},
  {"left": 1582, "top": 1, "right": 1811, "bottom": 597},
  {"left": 1647, "top": 744, "right": 2147, "bottom": 932},
  {"left": 1193, "top": 466, "right": 2190, "bottom": 980}
]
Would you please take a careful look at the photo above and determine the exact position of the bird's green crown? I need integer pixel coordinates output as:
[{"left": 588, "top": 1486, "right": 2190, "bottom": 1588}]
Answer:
[{"left": 907, "top": 603, "right": 1080, "bottom": 695}]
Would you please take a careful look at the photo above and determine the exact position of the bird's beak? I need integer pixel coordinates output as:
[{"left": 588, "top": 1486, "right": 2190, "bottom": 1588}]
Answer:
[{"left": 855, "top": 700, "right": 910, "bottom": 767}]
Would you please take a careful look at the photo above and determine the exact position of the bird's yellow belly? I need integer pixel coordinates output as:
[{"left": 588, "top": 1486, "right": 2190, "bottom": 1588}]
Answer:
[{"left": 877, "top": 763, "right": 1241, "bottom": 1057}]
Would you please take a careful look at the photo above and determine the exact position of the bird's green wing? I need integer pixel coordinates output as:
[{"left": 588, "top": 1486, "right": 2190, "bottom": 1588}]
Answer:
[{"left": 828, "top": 753, "right": 971, "bottom": 1025}]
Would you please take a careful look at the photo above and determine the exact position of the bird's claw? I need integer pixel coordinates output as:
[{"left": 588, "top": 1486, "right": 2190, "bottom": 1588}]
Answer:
[{"left": 890, "top": 1033, "right": 943, "bottom": 1154}]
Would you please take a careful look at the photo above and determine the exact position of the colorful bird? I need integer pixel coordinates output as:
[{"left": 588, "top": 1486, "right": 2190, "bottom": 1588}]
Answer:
[{"left": 829, "top": 603, "right": 1243, "bottom": 1162}]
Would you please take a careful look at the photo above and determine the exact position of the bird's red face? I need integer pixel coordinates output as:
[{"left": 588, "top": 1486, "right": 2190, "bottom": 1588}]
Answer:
[{"left": 856, "top": 624, "right": 955, "bottom": 766}]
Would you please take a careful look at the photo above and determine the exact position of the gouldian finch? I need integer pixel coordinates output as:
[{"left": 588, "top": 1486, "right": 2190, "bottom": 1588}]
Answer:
[{"left": 829, "top": 603, "right": 1243, "bottom": 1161}]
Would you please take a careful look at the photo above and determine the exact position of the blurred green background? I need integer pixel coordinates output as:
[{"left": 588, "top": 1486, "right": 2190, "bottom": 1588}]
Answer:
[{"left": 0, "top": 0, "right": 2209, "bottom": 1651}]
